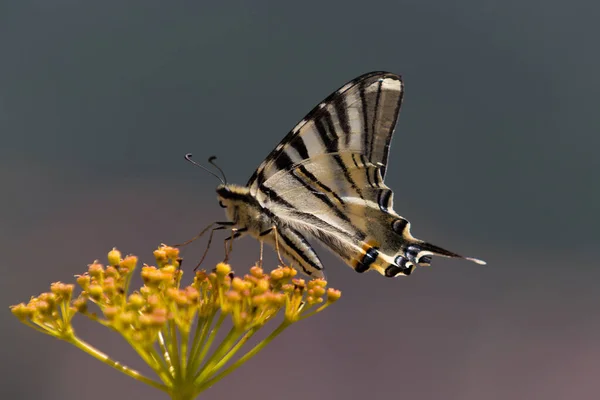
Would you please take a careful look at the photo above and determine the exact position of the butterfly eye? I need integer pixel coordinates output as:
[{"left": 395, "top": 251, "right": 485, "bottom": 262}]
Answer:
[{"left": 219, "top": 200, "right": 227, "bottom": 208}]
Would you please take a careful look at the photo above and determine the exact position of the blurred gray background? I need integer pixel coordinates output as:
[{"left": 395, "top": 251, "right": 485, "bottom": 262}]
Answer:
[{"left": 2, "top": 1, "right": 599, "bottom": 399}]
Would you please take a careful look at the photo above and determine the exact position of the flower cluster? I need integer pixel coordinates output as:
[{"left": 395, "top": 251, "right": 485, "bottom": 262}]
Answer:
[{"left": 10, "top": 246, "right": 341, "bottom": 400}]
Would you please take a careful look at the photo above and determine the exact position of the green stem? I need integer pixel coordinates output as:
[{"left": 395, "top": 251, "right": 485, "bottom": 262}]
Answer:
[
  {"left": 194, "top": 321, "right": 290, "bottom": 394},
  {"left": 121, "top": 270, "right": 134, "bottom": 305},
  {"left": 169, "top": 321, "right": 182, "bottom": 380},
  {"left": 28, "top": 320, "right": 60, "bottom": 336},
  {"left": 179, "top": 326, "right": 189, "bottom": 381},
  {"left": 60, "top": 300, "right": 74, "bottom": 326},
  {"left": 204, "top": 327, "right": 259, "bottom": 376},
  {"left": 157, "top": 329, "right": 176, "bottom": 378},
  {"left": 193, "top": 326, "right": 243, "bottom": 383},
  {"left": 79, "top": 311, "right": 169, "bottom": 381},
  {"left": 114, "top": 331, "right": 173, "bottom": 385},
  {"left": 299, "top": 302, "right": 331, "bottom": 321},
  {"left": 143, "top": 343, "right": 174, "bottom": 384},
  {"left": 186, "top": 312, "right": 215, "bottom": 376},
  {"left": 189, "top": 313, "right": 225, "bottom": 376},
  {"left": 169, "top": 385, "right": 197, "bottom": 400},
  {"left": 68, "top": 335, "right": 167, "bottom": 392}
]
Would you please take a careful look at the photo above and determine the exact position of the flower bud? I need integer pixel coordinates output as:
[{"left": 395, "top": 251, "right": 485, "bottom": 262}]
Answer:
[
  {"left": 249, "top": 266, "right": 264, "bottom": 278},
  {"left": 107, "top": 248, "right": 122, "bottom": 266},
  {"left": 88, "top": 284, "right": 103, "bottom": 301},
  {"left": 76, "top": 274, "right": 91, "bottom": 289},
  {"left": 120, "top": 255, "right": 138, "bottom": 270},
  {"left": 88, "top": 262, "right": 104, "bottom": 278},
  {"left": 326, "top": 288, "right": 342, "bottom": 302},
  {"left": 215, "top": 263, "right": 232, "bottom": 277},
  {"left": 128, "top": 293, "right": 144, "bottom": 310}
]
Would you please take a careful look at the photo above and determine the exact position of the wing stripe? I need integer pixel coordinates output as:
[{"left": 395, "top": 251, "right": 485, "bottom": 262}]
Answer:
[
  {"left": 296, "top": 165, "right": 345, "bottom": 205},
  {"left": 274, "top": 150, "right": 294, "bottom": 175},
  {"left": 333, "top": 154, "right": 364, "bottom": 199},
  {"left": 333, "top": 94, "right": 351, "bottom": 145},
  {"left": 359, "top": 80, "right": 370, "bottom": 161},
  {"left": 314, "top": 117, "right": 334, "bottom": 147},
  {"left": 373, "top": 163, "right": 381, "bottom": 186},
  {"left": 290, "top": 137, "right": 310, "bottom": 160},
  {"left": 313, "top": 114, "right": 364, "bottom": 199},
  {"left": 377, "top": 189, "right": 392, "bottom": 212},
  {"left": 323, "top": 111, "right": 338, "bottom": 141},
  {"left": 360, "top": 155, "right": 374, "bottom": 188},
  {"left": 264, "top": 187, "right": 366, "bottom": 241},
  {"left": 278, "top": 227, "right": 323, "bottom": 274},
  {"left": 370, "top": 79, "right": 384, "bottom": 161},
  {"left": 290, "top": 169, "right": 352, "bottom": 224},
  {"left": 351, "top": 153, "right": 361, "bottom": 169}
]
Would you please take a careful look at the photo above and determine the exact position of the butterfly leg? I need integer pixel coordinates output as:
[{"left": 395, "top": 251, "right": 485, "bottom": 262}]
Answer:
[
  {"left": 270, "top": 226, "right": 288, "bottom": 267},
  {"left": 258, "top": 226, "right": 290, "bottom": 268},
  {"left": 258, "top": 240, "right": 264, "bottom": 268},
  {"left": 172, "top": 222, "right": 216, "bottom": 247},
  {"left": 223, "top": 227, "right": 247, "bottom": 263},
  {"left": 193, "top": 225, "right": 228, "bottom": 271},
  {"left": 173, "top": 221, "right": 234, "bottom": 247}
]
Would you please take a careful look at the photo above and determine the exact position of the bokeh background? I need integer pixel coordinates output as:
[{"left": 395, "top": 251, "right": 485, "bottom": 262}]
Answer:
[{"left": 2, "top": 1, "right": 599, "bottom": 399}]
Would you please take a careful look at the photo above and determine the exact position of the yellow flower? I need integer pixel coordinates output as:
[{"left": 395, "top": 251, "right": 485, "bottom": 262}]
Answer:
[{"left": 10, "top": 245, "right": 341, "bottom": 400}]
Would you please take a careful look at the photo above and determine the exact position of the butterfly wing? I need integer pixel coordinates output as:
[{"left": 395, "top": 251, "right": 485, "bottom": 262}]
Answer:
[
  {"left": 259, "top": 153, "right": 484, "bottom": 277},
  {"left": 248, "top": 71, "right": 485, "bottom": 277},
  {"left": 247, "top": 71, "right": 403, "bottom": 195}
]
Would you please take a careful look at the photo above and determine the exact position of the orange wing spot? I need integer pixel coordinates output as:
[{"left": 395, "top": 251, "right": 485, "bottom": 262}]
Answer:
[
  {"left": 361, "top": 240, "right": 380, "bottom": 252},
  {"left": 351, "top": 241, "right": 383, "bottom": 273}
]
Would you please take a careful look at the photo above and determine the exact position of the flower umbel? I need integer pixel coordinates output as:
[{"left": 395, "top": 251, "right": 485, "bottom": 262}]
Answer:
[{"left": 10, "top": 246, "right": 341, "bottom": 400}]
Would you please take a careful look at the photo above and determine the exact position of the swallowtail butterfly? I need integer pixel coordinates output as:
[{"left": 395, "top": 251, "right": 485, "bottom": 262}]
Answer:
[{"left": 191, "top": 71, "right": 485, "bottom": 278}]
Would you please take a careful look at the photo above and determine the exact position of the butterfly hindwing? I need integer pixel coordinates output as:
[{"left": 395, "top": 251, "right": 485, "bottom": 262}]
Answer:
[{"left": 256, "top": 152, "right": 417, "bottom": 276}]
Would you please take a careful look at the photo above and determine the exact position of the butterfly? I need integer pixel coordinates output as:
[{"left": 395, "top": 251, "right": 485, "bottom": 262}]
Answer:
[{"left": 188, "top": 71, "right": 485, "bottom": 279}]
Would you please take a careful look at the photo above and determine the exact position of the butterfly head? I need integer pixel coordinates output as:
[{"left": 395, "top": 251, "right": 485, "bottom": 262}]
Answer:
[
  {"left": 216, "top": 184, "right": 249, "bottom": 207},
  {"left": 216, "top": 184, "right": 255, "bottom": 217},
  {"left": 216, "top": 184, "right": 231, "bottom": 208}
]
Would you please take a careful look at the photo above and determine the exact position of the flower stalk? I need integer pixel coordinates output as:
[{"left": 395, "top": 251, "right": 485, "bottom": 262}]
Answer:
[{"left": 10, "top": 245, "right": 341, "bottom": 400}]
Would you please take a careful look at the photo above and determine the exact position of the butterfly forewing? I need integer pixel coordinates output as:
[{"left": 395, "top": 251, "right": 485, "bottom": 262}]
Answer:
[{"left": 247, "top": 72, "right": 403, "bottom": 195}]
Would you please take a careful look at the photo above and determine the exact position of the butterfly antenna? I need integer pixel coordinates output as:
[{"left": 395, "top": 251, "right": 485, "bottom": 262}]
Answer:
[
  {"left": 208, "top": 156, "right": 228, "bottom": 184},
  {"left": 184, "top": 153, "right": 225, "bottom": 185}
]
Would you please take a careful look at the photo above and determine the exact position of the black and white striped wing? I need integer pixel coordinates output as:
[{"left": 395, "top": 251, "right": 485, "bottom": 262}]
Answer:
[
  {"left": 257, "top": 151, "right": 411, "bottom": 276},
  {"left": 261, "top": 152, "right": 485, "bottom": 277},
  {"left": 248, "top": 71, "right": 485, "bottom": 277},
  {"left": 248, "top": 71, "right": 410, "bottom": 276},
  {"left": 247, "top": 71, "right": 403, "bottom": 195}
]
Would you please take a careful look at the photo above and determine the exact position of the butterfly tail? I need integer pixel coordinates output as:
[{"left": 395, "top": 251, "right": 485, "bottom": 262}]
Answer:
[{"left": 412, "top": 241, "right": 487, "bottom": 266}]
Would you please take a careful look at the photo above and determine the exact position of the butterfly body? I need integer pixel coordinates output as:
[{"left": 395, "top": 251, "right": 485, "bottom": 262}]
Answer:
[{"left": 214, "top": 71, "right": 485, "bottom": 279}]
